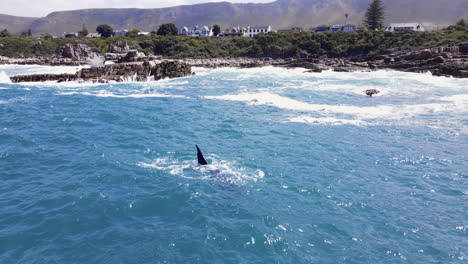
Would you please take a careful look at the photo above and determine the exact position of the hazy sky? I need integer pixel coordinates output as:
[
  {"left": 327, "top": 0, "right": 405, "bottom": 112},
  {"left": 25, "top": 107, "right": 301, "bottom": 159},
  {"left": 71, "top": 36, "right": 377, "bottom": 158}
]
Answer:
[{"left": 1, "top": 0, "right": 274, "bottom": 17}]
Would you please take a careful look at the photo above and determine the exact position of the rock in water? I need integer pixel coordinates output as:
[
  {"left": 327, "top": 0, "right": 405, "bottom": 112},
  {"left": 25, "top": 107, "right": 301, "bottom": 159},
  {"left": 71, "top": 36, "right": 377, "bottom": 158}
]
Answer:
[
  {"left": 10, "top": 61, "right": 192, "bottom": 83},
  {"left": 365, "top": 89, "right": 380, "bottom": 97}
]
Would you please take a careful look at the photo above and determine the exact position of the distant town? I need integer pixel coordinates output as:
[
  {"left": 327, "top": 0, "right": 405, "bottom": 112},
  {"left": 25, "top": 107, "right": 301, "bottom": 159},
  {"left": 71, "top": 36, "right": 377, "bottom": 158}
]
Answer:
[{"left": 58, "top": 23, "right": 426, "bottom": 39}]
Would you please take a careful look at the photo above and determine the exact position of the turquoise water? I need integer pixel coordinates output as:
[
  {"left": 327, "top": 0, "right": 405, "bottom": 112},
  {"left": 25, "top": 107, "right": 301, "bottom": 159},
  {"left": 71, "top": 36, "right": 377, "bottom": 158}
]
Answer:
[{"left": 0, "top": 65, "right": 467, "bottom": 263}]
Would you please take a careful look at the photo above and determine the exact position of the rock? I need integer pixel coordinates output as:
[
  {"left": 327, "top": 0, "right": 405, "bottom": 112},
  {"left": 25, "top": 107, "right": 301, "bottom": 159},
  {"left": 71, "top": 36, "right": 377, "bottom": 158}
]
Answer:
[
  {"left": 110, "top": 40, "right": 130, "bottom": 53},
  {"left": 118, "top": 50, "right": 146, "bottom": 63},
  {"left": 384, "top": 57, "right": 394, "bottom": 64},
  {"left": 333, "top": 67, "right": 349, "bottom": 72},
  {"left": 11, "top": 61, "right": 192, "bottom": 83},
  {"left": 364, "top": 89, "right": 380, "bottom": 97},
  {"left": 60, "top": 44, "right": 95, "bottom": 60},
  {"left": 430, "top": 56, "right": 445, "bottom": 64},
  {"left": 10, "top": 73, "right": 76, "bottom": 83}
]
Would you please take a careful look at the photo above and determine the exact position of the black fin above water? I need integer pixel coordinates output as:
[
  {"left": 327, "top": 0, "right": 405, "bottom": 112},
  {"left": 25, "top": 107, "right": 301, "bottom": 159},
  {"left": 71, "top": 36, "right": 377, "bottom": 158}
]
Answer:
[{"left": 196, "top": 144, "right": 208, "bottom": 165}]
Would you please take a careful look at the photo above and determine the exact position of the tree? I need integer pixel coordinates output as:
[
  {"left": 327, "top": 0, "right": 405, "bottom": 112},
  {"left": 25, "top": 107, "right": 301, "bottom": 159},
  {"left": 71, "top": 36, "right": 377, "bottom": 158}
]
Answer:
[
  {"left": 78, "top": 24, "right": 89, "bottom": 37},
  {"left": 96, "top": 24, "right": 114, "bottom": 38},
  {"left": 456, "top": 19, "right": 466, "bottom": 28},
  {"left": 363, "top": 0, "right": 385, "bottom": 30},
  {"left": 126, "top": 29, "right": 141, "bottom": 38},
  {"left": 0, "top": 29, "right": 12, "bottom": 37},
  {"left": 157, "top": 23, "right": 178, "bottom": 36},
  {"left": 20, "top": 29, "right": 32, "bottom": 38},
  {"left": 213, "top": 24, "right": 221, "bottom": 36}
]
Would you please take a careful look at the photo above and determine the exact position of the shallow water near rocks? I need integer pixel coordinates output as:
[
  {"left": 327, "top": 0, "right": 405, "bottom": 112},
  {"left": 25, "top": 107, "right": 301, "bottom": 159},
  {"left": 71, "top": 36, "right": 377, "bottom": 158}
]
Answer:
[{"left": 0, "top": 65, "right": 467, "bottom": 263}]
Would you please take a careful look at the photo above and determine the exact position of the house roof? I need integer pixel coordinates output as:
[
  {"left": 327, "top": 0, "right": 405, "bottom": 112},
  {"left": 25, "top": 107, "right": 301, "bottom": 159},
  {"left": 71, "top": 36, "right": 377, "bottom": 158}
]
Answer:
[{"left": 388, "top": 23, "right": 422, "bottom": 27}]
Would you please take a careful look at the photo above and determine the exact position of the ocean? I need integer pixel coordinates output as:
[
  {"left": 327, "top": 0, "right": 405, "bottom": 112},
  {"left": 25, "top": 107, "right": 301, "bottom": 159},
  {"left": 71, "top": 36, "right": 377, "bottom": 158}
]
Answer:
[{"left": 0, "top": 64, "right": 467, "bottom": 263}]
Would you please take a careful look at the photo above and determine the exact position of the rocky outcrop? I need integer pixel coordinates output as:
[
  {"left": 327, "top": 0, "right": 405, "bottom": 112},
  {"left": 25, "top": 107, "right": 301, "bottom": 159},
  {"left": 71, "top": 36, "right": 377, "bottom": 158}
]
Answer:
[
  {"left": 10, "top": 73, "right": 76, "bottom": 83},
  {"left": 362, "top": 45, "right": 468, "bottom": 78},
  {"left": 365, "top": 89, "right": 380, "bottom": 97},
  {"left": 60, "top": 44, "right": 97, "bottom": 60},
  {"left": 10, "top": 60, "right": 192, "bottom": 83},
  {"left": 109, "top": 40, "right": 130, "bottom": 53}
]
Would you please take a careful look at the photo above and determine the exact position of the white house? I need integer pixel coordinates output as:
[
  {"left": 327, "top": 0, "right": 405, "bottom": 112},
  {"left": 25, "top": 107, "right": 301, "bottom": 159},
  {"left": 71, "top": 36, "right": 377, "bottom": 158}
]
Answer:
[
  {"left": 222, "top": 26, "right": 249, "bottom": 37},
  {"left": 342, "top": 25, "right": 356, "bottom": 32},
  {"left": 385, "top": 23, "right": 425, "bottom": 32},
  {"left": 86, "top": 33, "right": 101, "bottom": 38},
  {"left": 248, "top": 26, "right": 272, "bottom": 37},
  {"left": 114, "top": 30, "right": 129, "bottom": 36},
  {"left": 330, "top": 24, "right": 342, "bottom": 32},
  {"left": 179, "top": 26, "right": 213, "bottom": 37}
]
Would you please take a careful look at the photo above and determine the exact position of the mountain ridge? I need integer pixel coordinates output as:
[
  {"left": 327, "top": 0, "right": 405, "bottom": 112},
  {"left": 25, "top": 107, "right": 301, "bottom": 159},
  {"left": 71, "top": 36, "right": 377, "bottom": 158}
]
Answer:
[{"left": 0, "top": 0, "right": 466, "bottom": 35}]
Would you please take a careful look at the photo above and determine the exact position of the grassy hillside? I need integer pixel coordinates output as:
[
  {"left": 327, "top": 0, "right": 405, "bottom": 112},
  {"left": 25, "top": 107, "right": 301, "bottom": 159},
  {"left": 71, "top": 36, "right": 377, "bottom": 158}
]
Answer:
[{"left": 0, "top": 28, "right": 467, "bottom": 59}]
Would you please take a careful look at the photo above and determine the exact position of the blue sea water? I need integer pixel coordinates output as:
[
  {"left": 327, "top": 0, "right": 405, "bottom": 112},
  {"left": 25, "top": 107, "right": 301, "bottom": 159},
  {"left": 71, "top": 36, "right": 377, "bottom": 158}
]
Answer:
[{"left": 0, "top": 64, "right": 467, "bottom": 263}]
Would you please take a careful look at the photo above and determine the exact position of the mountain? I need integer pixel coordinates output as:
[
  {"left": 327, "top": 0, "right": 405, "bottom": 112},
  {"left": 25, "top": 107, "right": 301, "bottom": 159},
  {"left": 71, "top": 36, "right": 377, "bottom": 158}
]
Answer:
[
  {"left": 0, "top": 0, "right": 467, "bottom": 36},
  {"left": 0, "top": 14, "right": 37, "bottom": 34}
]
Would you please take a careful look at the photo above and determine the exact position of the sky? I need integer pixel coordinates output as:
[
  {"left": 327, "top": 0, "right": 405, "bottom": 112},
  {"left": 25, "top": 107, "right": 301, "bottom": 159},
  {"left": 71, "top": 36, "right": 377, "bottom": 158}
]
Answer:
[{"left": 1, "top": 0, "right": 274, "bottom": 17}]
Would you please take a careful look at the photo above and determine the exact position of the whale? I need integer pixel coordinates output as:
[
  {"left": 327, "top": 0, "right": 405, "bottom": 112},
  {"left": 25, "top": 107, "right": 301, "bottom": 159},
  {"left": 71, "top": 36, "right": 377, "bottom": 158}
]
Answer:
[{"left": 196, "top": 144, "right": 208, "bottom": 165}]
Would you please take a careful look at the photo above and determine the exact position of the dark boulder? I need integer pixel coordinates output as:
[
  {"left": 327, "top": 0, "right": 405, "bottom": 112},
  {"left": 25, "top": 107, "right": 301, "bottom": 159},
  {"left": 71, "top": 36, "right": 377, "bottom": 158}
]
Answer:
[
  {"left": 364, "top": 89, "right": 380, "bottom": 97},
  {"left": 11, "top": 61, "right": 193, "bottom": 83}
]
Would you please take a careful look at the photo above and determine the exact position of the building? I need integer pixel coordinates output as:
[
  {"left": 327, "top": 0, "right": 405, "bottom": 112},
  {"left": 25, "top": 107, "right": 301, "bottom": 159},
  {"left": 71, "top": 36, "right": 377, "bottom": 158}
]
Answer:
[
  {"left": 314, "top": 25, "right": 329, "bottom": 32},
  {"left": 385, "top": 23, "right": 425, "bottom": 32},
  {"left": 179, "top": 26, "right": 213, "bottom": 37},
  {"left": 221, "top": 26, "right": 249, "bottom": 37},
  {"left": 277, "top": 27, "right": 304, "bottom": 33},
  {"left": 330, "top": 24, "right": 342, "bottom": 32},
  {"left": 342, "top": 25, "right": 356, "bottom": 32},
  {"left": 86, "top": 33, "right": 101, "bottom": 38},
  {"left": 248, "top": 26, "right": 272, "bottom": 37},
  {"left": 314, "top": 24, "right": 356, "bottom": 32},
  {"left": 114, "top": 30, "right": 129, "bottom": 36},
  {"left": 63, "top": 32, "right": 78, "bottom": 37}
]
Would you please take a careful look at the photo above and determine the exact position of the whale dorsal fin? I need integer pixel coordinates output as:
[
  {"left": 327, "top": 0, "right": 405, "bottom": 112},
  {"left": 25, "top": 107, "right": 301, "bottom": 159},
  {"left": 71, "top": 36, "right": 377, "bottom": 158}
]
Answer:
[{"left": 196, "top": 144, "right": 208, "bottom": 165}]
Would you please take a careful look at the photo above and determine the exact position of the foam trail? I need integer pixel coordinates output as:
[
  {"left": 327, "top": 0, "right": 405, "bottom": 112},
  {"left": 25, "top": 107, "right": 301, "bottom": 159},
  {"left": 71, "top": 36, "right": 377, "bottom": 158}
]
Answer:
[
  {"left": 57, "top": 91, "right": 186, "bottom": 98},
  {"left": 0, "top": 71, "right": 11, "bottom": 84},
  {"left": 289, "top": 116, "right": 369, "bottom": 126},
  {"left": 138, "top": 155, "right": 264, "bottom": 185},
  {"left": 205, "top": 92, "right": 468, "bottom": 121}
]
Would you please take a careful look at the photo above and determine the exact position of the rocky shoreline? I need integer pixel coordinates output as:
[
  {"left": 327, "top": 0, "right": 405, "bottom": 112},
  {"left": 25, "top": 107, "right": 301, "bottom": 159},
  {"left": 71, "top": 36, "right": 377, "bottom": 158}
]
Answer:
[
  {"left": 183, "top": 44, "right": 468, "bottom": 78},
  {"left": 10, "top": 61, "right": 193, "bottom": 83},
  {"left": 2, "top": 41, "right": 467, "bottom": 79}
]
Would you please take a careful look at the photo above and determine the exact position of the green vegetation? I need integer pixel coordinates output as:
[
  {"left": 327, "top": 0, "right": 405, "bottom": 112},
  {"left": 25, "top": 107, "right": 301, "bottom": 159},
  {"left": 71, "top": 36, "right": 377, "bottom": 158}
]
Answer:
[
  {"left": 126, "top": 29, "right": 141, "bottom": 38},
  {"left": 364, "top": 0, "right": 385, "bottom": 30},
  {"left": 0, "top": 27, "right": 466, "bottom": 59},
  {"left": 78, "top": 25, "right": 89, "bottom": 37},
  {"left": 213, "top": 24, "right": 221, "bottom": 36},
  {"left": 96, "top": 24, "right": 114, "bottom": 38},
  {"left": 157, "top": 24, "right": 179, "bottom": 36}
]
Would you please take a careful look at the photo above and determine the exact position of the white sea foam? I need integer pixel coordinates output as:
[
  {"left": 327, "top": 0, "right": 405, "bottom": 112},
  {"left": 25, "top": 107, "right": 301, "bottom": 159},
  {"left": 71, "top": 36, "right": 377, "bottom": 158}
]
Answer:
[
  {"left": 205, "top": 92, "right": 468, "bottom": 126},
  {"left": 138, "top": 155, "right": 264, "bottom": 185},
  {"left": 57, "top": 91, "right": 186, "bottom": 99},
  {"left": 0, "top": 64, "right": 87, "bottom": 76},
  {"left": 289, "top": 116, "right": 369, "bottom": 126},
  {"left": 0, "top": 71, "right": 11, "bottom": 84}
]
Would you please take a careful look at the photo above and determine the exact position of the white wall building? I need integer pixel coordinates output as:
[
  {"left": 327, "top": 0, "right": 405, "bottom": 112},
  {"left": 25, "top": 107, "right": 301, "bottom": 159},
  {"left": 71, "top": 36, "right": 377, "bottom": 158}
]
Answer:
[
  {"left": 86, "top": 33, "right": 101, "bottom": 38},
  {"left": 248, "top": 26, "right": 272, "bottom": 37},
  {"left": 114, "top": 30, "right": 129, "bottom": 36},
  {"left": 179, "top": 26, "right": 213, "bottom": 37},
  {"left": 385, "top": 23, "right": 425, "bottom": 32}
]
